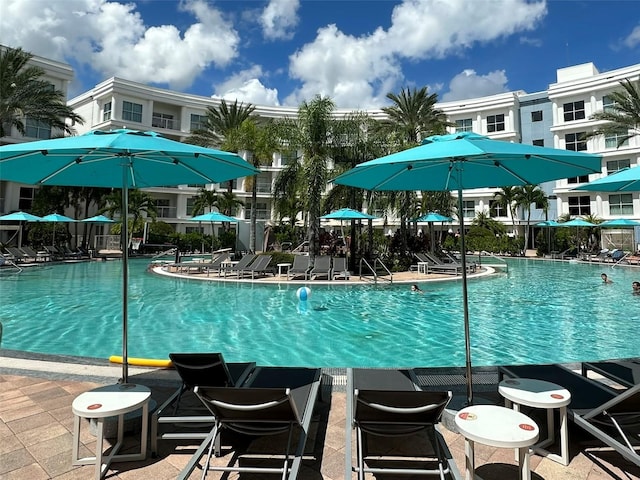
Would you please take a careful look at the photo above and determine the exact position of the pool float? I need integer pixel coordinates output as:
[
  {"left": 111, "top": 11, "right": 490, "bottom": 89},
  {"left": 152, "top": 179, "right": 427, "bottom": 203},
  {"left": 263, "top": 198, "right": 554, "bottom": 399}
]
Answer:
[{"left": 109, "top": 355, "right": 173, "bottom": 368}]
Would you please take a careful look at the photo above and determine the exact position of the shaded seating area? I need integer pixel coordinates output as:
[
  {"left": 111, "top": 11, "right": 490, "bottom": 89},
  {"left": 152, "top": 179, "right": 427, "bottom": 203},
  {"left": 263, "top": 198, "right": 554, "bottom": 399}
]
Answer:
[
  {"left": 499, "top": 363, "right": 640, "bottom": 468},
  {"left": 288, "top": 254, "right": 311, "bottom": 280},
  {"left": 414, "top": 252, "right": 461, "bottom": 275},
  {"left": 346, "top": 368, "right": 460, "bottom": 479},
  {"left": 177, "top": 366, "right": 322, "bottom": 480},
  {"left": 18, "top": 246, "right": 51, "bottom": 262}
]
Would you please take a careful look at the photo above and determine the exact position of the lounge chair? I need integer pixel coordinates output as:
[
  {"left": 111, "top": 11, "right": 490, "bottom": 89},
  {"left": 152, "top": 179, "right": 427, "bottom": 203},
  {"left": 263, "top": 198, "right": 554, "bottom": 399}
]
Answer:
[
  {"left": 332, "top": 256, "right": 350, "bottom": 280},
  {"left": 4, "top": 246, "right": 31, "bottom": 263},
  {"left": 582, "top": 358, "right": 640, "bottom": 389},
  {"left": 309, "top": 255, "right": 332, "bottom": 280},
  {"left": 288, "top": 255, "right": 311, "bottom": 280},
  {"left": 499, "top": 363, "right": 640, "bottom": 467},
  {"left": 420, "top": 252, "right": 462, "bottom": 275},
  {"left": 178, "top": 366, "right": 322, "bottom": 480},
  {"left": 346, "top": 368, "right": 460, "bottom": 480},
  {"left": 239, "top": 254, "right": 274, "bottom": 278},
  {"left": 151, "top": 352, "right": 256, "bottom": 456},
  {"left": 20, "top": 246, "right": 50, "bottom": 262},
  {"left": 222, "top": 253, "right": 256, "bottom": 277}
]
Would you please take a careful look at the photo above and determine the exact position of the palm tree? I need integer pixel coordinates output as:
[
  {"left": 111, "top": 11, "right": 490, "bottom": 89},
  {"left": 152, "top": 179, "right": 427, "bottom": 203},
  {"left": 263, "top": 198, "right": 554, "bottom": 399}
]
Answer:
[
  {"left": 493, "top": 187, "right": 520, "bottom": 237},
  {"left": 272, "top": 95, "right": 336, "bottom": 261},
  {"left": 377, "top": 86, "right": 451, "bottom": 257},
  {"left": 589, "top": 79, "right": 640, "bottom": 146},
  {"left": 515, "top": 185, "right": 547, "bottom": 253},
  {"left": 187, "top": 99, "right": 257, "bottom": 150},
  {"left": 101, "top": 189, "right": 158, "bottom": 249},
  {"left": 0, "top": 46, "right": 83, "bottom": 137}
]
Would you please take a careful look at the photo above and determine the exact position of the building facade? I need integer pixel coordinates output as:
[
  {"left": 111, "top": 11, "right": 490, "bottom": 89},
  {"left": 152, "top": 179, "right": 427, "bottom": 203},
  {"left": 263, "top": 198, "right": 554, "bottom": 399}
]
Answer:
[{"left": 2, "top": 55, "right": 639, "bottom": 250}]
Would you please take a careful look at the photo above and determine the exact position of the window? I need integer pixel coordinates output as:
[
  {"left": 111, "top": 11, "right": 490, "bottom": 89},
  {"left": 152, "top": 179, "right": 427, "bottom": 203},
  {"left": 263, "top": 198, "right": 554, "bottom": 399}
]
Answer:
[
  {"left": 122, "top": 101, "right": 142, "bottom": 123},
  {"left": 152, "top": 112, "right": 176, "bottom": 129},
  {"left": 256, "top": 174, "right": 271, "bottom": 193},
  {"left": 486, "top": 114, "right": 505, "bottom": 132},
  {"left": 220, "top": 179, "right": 238, "bottom": 190},
  {"left": 455, "top": 118, "right": 473, "bottom": 132},
  {"left": 606, "top": 159, "right": 630, "bottom": 175},
  {"left": 462, "top": 200, "right": 475, "bottom": 218},
  {"left": 18, "top": 187, "right": 35, "bottom": 211},
  {"left": 603, "top": 95, "right": 617, "bottom": 113},
  {"left": 604, "top": 131, "right": 629, "bottom": 149},
  {"left": 186, "top": 197, "right": 196, "bottom": 216},
  {"left": 567, "top": 175, "right": 590, "bottom": 184},
  {"left": 256, "top": 202, "right": 269, "bottom": 220},
  {"left": 280, "top": 150, "right": 297, "bottom": 166},
  {"left": 489, "top": 200, "right": 506, "bottom": 217},
  {"left": 532, "top": 139, "right": 544, "bottom": 147},
  {"left": 154, "top": 199, "right": 172, "bottom": 218},
  {"left": 24, "top": 118, "right": 51, "bottom": 139},
  {"left": 609, "top": 194, "right": 633, "bottom": 215},
  {"left": 568, "top": 196, "right": 591, "bottom": 216},
  {"left": 190, "top": 114, "right": 207, "bottom": 132},
  {"left": 563, "top": 101, "right": 585, "bottom": 122},
  {"left": 531, "top": 110, "right": 543, "bottom": 122},
  {"left": 103, "top": 101, "right": 112, "bottom": 122},
  {"left": 565, "top": 132, "right": 587, "bottom": 151}
]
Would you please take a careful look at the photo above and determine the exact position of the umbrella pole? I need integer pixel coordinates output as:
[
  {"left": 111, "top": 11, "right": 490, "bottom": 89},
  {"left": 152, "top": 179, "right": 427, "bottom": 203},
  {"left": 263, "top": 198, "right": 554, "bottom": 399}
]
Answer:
[
  {"left": 121, "top": 174, "right": 129, "bottom": 384},
  {"left": 457, "top": 186, "right": 473, "bottom": 405}
]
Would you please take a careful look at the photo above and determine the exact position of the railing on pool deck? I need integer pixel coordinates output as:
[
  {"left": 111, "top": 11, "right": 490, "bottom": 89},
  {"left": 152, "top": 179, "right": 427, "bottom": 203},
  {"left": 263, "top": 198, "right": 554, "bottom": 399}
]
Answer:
[
  {"left": 359, "top": 258, "right": 393, "bottom": 283},
  {"left": 474, "top": 252, "right": 509, "bottom": 272}
]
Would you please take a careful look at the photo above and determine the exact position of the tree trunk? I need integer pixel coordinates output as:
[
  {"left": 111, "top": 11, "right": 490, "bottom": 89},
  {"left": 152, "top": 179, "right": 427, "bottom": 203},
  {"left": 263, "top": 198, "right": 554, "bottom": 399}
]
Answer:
[{"left": 249, "top": 182, "right": 257, "bottom": 253}]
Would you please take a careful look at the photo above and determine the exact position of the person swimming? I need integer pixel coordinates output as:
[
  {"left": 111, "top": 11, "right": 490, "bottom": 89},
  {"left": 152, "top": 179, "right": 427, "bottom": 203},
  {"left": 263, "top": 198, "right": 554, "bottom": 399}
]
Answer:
[
  {"left": 632, "top": 281, "right": 640, "bottom": 295},
  {"left": 601, "top": 273, "right": 613, "bottom": 284},
  {"left": 411, "top": 284, "right": 424, "bottom": 294}
]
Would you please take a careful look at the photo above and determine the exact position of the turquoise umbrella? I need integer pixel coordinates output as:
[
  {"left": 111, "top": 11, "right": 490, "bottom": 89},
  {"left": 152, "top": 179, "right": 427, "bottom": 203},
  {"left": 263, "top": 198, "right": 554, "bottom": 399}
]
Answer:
[
  {"left": 535, "top": 220, "right": 560, "bottom": 254},
  {"left": 0, "top": 128, "right": 258, "bottom": 383},
  {"left": 414, "top": 212, "right": 453, "bottom": 253},
  {"left": 334, "top": 131, "right": 602, "bottom": 405},
  {"left": 190, "top": 211, "right": 239, "bottom": 254},
  {"left": 41, "top": 213, "right": 76, "bottom": 250},
  {"left": 573, "top": 166, "right": 640, "bottom": 192},
  {"left": 82, "top": 214, "right": 115, "bottom": 223},
  {"left": 321, "top": 208, "right": 379, "bottom": 260},
  {"left": 0, "top": 211, "right": 43, "bottom": 248}
]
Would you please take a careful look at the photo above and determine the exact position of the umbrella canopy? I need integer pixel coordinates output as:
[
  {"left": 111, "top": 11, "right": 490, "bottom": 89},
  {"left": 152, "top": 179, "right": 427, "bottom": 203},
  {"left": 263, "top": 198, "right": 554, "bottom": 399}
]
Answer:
[
  {"left": 333, "top": 131, "right": 602, "bottom": 405},
  {"left": 0, "top": 211, "right": 43, "bottom": 222},
  {"left": 0, "top": 128, "right": 258, "bottom": 383},
  {"left": 573, "top": 166, "right": 640, "bottom": 192},
  {"left": 599, "top": 218, "right": 640, "bottom": 227},
  {"left": 559, "top": 218, "right": 596, "bottom": 227},
  {"left": 413, "top": 212, "right": 453, "bottom": 223},
  {"left": 190, "top": 211, "right": 239, "bottom": 223},
  {"left": 42, "top": 213, "right": 76, "bottom": 222},
  {"left": 320, "top": 208, "right": 378, "bottom": 220},
  {"left": 535, "top": 220, "right": 560, "bottom": 227},
  {"left": 81, "top": 214, "right": 115, "bottom": 223}
]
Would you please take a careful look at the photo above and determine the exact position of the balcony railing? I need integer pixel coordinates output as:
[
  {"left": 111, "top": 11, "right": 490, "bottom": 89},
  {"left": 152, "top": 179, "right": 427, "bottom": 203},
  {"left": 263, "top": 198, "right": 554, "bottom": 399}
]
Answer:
[
  {"left": 156, "top": 206, "right": 177, "bottom": 218},
  {"left": 151, "top": 117, "right": 180, "bottom": 130}
]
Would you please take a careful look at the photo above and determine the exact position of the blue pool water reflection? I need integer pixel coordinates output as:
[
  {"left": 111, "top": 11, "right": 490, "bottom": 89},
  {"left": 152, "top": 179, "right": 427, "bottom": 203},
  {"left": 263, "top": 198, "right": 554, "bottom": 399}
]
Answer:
[{"left": 1, "top": 259, "right": 638, "bottom": 368}]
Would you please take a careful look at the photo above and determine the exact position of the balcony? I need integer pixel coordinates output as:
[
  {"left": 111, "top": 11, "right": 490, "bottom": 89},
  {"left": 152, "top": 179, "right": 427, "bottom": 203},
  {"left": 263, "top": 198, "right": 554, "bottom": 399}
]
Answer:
[
  {"left": 152, "top": 115, "right": 180, "bottom": 131},
  {"left": 156, "top": 206, "right": 177, "bottom": 218}
]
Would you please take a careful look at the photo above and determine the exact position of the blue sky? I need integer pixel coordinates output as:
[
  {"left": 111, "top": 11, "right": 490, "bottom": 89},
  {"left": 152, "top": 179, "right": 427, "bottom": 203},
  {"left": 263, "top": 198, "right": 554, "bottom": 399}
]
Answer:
[{"left": 1, "top": 0, "right": 638, "bottom": 109}]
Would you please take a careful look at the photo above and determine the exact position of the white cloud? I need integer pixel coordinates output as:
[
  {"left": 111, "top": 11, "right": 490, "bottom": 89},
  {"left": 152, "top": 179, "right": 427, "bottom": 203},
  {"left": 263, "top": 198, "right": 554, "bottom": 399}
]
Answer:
[
  {"left": 260, "top": 0, "right": 300, "bottom": 40},
  {"left": 286, "top": 0, "right": 546, "bottom": 107},
  {"left": 0, "top": 0, "right": 240, "bottom": 90},
  {"left": 623, "top": 24, "right": 640, "bottom": 48},
  {"left": 215, "top": 65, "right": 280, "bottom": 106},
  {"left": 520, "top": 36, "right": 542, "bottom": 47},
  {"left": 441, "top": 69, "right": 510, "bottom": 102}
]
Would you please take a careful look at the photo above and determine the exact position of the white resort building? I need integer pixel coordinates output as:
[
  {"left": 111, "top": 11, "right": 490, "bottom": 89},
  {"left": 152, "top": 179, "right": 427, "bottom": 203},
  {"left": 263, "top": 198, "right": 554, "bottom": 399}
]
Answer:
[{"left": 1, "top": 50, "right": 639, "bottom": 252}]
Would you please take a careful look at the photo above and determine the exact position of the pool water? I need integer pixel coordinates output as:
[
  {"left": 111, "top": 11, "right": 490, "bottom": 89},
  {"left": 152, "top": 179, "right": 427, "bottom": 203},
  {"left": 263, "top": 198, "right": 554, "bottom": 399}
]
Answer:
[{"left": 1, "top": 259, "right": 638, "bottom": 368}]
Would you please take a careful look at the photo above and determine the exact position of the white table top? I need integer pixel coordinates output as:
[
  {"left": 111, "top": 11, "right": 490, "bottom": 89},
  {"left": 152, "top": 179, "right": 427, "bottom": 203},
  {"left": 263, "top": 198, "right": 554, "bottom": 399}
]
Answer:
[
  {"left": 499, "top": 378, "right": 571, "bottom": 409},
  {"left": 277, "top": 262, "right": 292, "bottom": 267},
  {"left": 455, "top": 405, "right": 539, "bottom": 449},
  {"left": 72, "top": 384, "right": 151, "bottom": 418}
]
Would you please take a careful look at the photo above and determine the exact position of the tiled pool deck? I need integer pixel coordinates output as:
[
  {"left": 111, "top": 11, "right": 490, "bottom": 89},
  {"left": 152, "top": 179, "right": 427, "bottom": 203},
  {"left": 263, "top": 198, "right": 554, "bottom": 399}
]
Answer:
[{"left": 1, "top": 353, "right": 639, "bottom": 479}]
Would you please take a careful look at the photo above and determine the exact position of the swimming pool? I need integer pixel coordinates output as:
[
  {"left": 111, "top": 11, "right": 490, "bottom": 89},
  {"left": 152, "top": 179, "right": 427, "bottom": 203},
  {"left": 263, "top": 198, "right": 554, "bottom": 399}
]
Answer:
[{"left": 1, "top": 259, "right": 638, "bottom": 368}]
